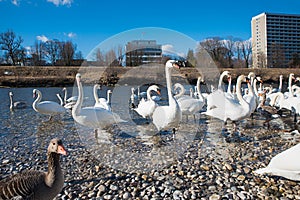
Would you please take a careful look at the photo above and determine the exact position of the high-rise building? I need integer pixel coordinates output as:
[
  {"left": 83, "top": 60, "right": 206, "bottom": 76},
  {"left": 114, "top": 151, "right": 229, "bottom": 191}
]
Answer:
[
  {"left": 251, "top": 12, "right": 300, "bottom": 68},
  {"left": 125, "top": 40, "right": 162, "bottom": 66}
]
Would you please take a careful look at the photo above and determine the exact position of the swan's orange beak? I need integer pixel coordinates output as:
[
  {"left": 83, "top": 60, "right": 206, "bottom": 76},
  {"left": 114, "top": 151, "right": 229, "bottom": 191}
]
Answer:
[{"left": 156, "top": 90, "right": 161, "bottom": 95}]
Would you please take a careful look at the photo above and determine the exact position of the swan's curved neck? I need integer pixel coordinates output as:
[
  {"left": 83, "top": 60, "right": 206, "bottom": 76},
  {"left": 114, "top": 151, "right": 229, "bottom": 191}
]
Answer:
[
  {"left": 236, "top": 76, "right": 247, "bottom": 106},
  {"left": 107, "top": 90, "right": 111, "bottom": 103},
  {"left": 289, "top": 75, "right": 294, "bottom": 97},
  {"left": 252, "top": 79, "right": 259, "bottom": 96},
  {"left": 166, "top": 67, "right": 175, "bottom": 104},
  {"left": 227, "top": 78, "right": 231, "bottom": 94},
  {"left": 56, "top": 94, "right": 63, "bottom": 106},
  {"left": 174, "top": 84, "right": 185, "bottom": 98},
  {"left": 63, "top": 89, "right": 67, "bottom": 104},
  {"left": 33, "top": 90, "right": 42, "bottom": 105},
  {"left": 271, "top": 92, "right": 284, "bottom": 107},
  {"left": 218, "top": 72, "right": 227, "bottom": 90},
  {"left": 278, "top": 76, "right": 283, "bottom": 92},
  {"left": 196, "top": 77, "right": 204, "bottom": 100},
  {"left": 72, "top": 79, "right": 83, "bottom": 116},
  {"left": 146, "top": 88, "right": 153, "bottom": 101},
  {"left": 9, "top": 94, "right": 14, "bottom": 110},
  {"left": 93, "top": 85, "right": 100, "bottom": 104}
]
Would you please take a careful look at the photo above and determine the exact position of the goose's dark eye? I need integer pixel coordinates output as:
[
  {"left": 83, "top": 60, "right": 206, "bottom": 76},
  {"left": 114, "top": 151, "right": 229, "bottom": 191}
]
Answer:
[{"left": 53, "top": 142, "right": 56, "bottom": 145}]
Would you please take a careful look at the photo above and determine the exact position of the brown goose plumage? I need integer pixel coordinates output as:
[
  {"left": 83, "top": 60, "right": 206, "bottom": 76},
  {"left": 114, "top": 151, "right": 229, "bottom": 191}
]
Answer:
[
  {"left": 0, "top": 138, "right": 67, "bottom": 200},
  {"left": 257, "top": 91, "right": 279, "bottom": 128}
]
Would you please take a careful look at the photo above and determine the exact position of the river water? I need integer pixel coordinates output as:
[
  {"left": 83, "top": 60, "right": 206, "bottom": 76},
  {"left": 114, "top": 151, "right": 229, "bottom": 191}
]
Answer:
[{"left": 0, "top": 84, "right": 295, "bottom": 174}]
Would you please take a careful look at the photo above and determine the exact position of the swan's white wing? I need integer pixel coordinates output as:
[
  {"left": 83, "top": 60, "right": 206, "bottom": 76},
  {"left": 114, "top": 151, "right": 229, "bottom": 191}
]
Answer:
[
  {"left": 35, "top": 101, "right": 65, "bottom": 114},
  {"left": 134, "top": 99, "right": 157, "bottom": 118}
]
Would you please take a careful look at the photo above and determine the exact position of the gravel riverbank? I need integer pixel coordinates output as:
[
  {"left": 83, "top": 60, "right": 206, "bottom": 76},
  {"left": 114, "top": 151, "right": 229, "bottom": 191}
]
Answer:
[{"left": 1, "top": 112, "right": 300, "bottom": 199}]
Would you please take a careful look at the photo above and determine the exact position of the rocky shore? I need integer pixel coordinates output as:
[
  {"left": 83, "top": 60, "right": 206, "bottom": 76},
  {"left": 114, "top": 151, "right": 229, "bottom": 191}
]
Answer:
[{"left": 1, "top": 113, "right": 300, "bottom": 199}]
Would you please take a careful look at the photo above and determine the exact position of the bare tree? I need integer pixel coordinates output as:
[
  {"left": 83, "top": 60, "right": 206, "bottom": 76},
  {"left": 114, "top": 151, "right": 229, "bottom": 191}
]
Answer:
[
  {"left": 0, "top": 30, "right": 24, "bottom": 65},
  {"left": 257, "top": 51, "right": 267, "bottom": 68},
  {"left": 117, "top": 45, "right": 123, "bottom": 66},
  {"left": 240, "top": 39, "right": 252, "bottom": 68},
  {"left": 105, "top": 49, "right": 117, "bottom": 66},
  {"left": 59, "top": 41, "right": 76, "bottom": 66},
  {"left": 44, "top": 39, "right": 60, "bottom": 65},
  {"left": 222, "top": 36, "right": 235, "bottom": 67},
  {"left": 30, "top": 40, "right": 45, "bottom": 66}
]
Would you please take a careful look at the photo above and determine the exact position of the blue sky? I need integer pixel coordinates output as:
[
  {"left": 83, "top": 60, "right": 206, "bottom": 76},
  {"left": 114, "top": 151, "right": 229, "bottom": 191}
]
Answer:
[{"left": 1, "top": 0, "right": 300, "bottom": 58}]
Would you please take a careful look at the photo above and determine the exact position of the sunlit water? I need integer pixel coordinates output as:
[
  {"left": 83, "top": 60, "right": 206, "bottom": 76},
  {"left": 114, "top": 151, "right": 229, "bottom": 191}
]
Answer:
[{"left": 0, "top": 85, "right": 295, "bottom": 173}]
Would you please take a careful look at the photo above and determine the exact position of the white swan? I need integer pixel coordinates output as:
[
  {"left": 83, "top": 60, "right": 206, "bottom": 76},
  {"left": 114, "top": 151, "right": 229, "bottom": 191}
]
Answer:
[
  {"left": 243, "top": 72, "right": 258, "bottom": 116},
  {"left": 203, "top": 74, "right": 251, "bottom": 127},
  {"left": 272, "top": 75, "right": 283, "bottom": 93},
  {"left": 152, "top": 60, "right": 182, "bottom": 136},
  {"left": 177, "top": 76, "right": 205, "bottom": 121},
  {"left": 130, "top": 87, "right": 139, "bottom": 108},
  {"left": 32, "top": 89, "right": 66, "bottom": 120},
  {"left": 206, "top": 71, "right": 231, "bottom": 110},
  {"left": 62, "top": 87, "right": 78, "bottom": 103},
  {"left": 9, "top": 91, "right": 27, "bottom": 111},
  {"left": 72, "top": 74, "right": 125, "bottom": 136},
  {"left": 93, "top": 84, "right": 112, "bottom": 111},
  {"left": 134, "top": 85, "right": 160, "bottom": 119},
  {"left": 255, "top": 143, "right": 300, "bottom": 181}
]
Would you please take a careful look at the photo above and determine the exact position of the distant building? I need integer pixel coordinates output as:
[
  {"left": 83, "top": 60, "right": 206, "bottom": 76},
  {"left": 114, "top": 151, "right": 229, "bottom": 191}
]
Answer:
[
  {"left": 125, "top": 40, "right": 162, "bottom": 66},
  {"left": 251, "top": 12, "right": 300, "bottom": 68}
]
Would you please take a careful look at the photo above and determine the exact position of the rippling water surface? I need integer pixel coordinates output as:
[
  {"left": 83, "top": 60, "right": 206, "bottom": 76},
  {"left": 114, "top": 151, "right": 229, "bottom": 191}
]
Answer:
[{"left": 0, "top": 85, "right": 296, "bottom": 174}]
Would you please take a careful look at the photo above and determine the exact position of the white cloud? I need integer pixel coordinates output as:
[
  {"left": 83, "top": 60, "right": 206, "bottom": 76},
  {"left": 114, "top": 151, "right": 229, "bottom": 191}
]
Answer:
[
  {"left": 11, "top": 0, "right": 19, "bottom": 6},
  {"left": 162, "top": 44, "right": 185, "bottom": 58},
  {"left": 162, "top": 44, "right": 174, "bottom": 53},
  {"left": 47, "top": 0, "right": 73, "bottom": 7},
  {"left": 66, "top": 32, "right": 76, "bottom": 38},
  {"left": 36, "top": 35, "right": 49, "bottom": 42}
]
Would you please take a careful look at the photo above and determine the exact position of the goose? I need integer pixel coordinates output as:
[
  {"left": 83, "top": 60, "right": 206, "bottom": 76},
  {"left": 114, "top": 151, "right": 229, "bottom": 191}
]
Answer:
[
  {"left": 72, "top": 73, "right": 126, "bottom": 137},
  {"left": 32, "top": 89, "right": 66, "bottom": 121},
  {"left": 152, "top": 60, "right": 182, "bottom": 137},
  {"left": 0, "top": 138, "right": 67, "bottom": 200},
  {"left": 255, "top": 142, "right": 300, "bottom": 181},
  {"left": 134, "top": 85, "right": 160, "bottom": 119},
  {"left": 93, "top": 84, "right": 112, "bottom": 111},
  {"left": 203, "top": 74, "right": 251, "bottom": 129},
  {"left": 257, "top": 90, "right": 279, "bottom": 128},
  {"left": 176, "top": 76, "right": 205, "bottom": 121},
  {"left": 9, "top": 91, "right": 27, "bottom": 111}
]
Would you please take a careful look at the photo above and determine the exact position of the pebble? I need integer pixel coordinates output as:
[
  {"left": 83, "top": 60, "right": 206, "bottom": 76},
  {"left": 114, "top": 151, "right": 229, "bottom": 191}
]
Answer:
[{"left": 2, "top": 109, "right": 300, "bottom": 200}]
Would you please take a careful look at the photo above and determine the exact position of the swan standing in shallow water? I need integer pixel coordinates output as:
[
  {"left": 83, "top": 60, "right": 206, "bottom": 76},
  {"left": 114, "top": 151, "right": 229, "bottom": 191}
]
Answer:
[
  {"left": 72, "top": 74, "right": 125, "bottom": 137},
  {"left": 93, "top": 84, "right": 112, "bottom": 111},
  {"left": 32, "top": 89, "right": 66, "bottom": 121},
  {"left": 176, "top": 76, "right": 205, "bottom": 121},
  {"left": 255, "top": 143, "right": 300, "bottom": 181},
  {"left": 203, "top": 74, "right": 251, "bottom": 129},
  {"left": 152, "top": 60, "right": 182, "bottom": 137},
  {"left": 134, "top": 85, "right": 160, "bottom": 119},
  {"left": 206, "top": 71, "right": 231, "bottom": 110},
  {"left": 9, "top": 91, "right": 27, "bottom": 111}
]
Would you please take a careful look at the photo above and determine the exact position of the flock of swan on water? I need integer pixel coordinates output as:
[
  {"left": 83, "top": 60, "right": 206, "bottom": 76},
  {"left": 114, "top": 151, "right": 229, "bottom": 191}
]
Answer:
[{"left": 7, "top": 59, "right": 300, "bottom": 181}]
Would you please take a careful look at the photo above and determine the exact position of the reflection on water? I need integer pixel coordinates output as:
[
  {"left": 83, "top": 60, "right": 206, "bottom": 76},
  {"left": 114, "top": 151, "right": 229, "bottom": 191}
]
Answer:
[{"left": 0, "top": 86, "right": 299, "bottom": 173}]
